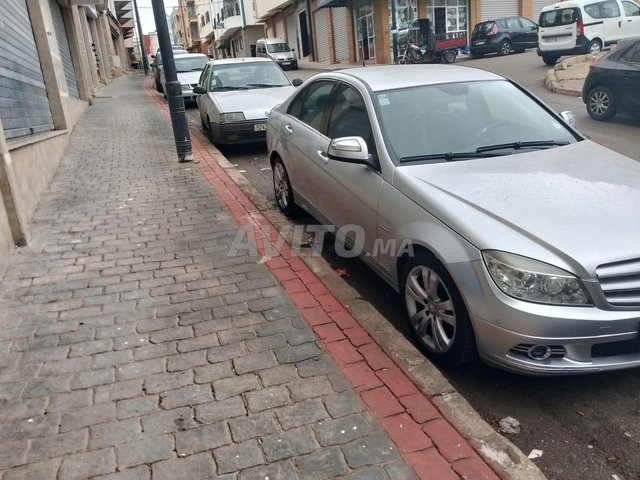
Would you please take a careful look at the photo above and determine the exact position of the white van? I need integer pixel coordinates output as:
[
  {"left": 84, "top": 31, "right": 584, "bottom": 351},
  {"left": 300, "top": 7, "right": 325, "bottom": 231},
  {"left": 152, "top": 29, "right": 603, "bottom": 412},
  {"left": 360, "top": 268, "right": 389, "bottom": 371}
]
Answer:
[
  {"left": 256, "top": 38, "right": 298, "bottom": 70},
  {"left": 537, "top": 0, "right": 640, "bottom": 65}
]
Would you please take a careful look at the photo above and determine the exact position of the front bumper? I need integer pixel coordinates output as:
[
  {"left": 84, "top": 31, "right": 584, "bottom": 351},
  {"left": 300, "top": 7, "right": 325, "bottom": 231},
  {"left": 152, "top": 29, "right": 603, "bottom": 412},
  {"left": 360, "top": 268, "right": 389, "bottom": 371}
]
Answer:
[
  {"left": 210, "top": 119, "right": 268, "bottom": 145},
  {"left": 451, "top": 261, "right": 640, "bottom": 375},
  {"left": 276, "top": 59, "right": 298, "bottom": 69}
]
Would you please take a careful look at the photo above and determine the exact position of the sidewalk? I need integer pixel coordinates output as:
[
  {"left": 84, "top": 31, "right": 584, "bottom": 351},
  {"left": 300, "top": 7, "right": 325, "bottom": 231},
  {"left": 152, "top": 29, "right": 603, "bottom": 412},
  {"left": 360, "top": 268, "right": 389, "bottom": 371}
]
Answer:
[{"left": 0, "top": 74, "right": 498, "bottom": 480}]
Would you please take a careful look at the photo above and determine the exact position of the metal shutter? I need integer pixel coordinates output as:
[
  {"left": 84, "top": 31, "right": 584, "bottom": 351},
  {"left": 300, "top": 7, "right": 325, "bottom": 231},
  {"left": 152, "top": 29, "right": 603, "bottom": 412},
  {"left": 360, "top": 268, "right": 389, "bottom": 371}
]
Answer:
[
  {"left": 332, "top": 8, "right": 349, "bottom": 62},
  {"left": 0, "top": 0, "right": 54, "bottom": 139},
  {"left": 49, "top": 0, "right": 80, "bottom": 98},
  {"left": 275, "top": 18, "right": 285, "bottom": 38},
  {"left": 314, "top": 8, "right": 329, "bottom": 62},
  {"left": 285, "top": 13, "right": 298, "bottom": 54},
  {"left": 481, "top": 0, "right": 519, "bottom": 21},
  {"left": 532, "top": 0, "right": 557, "bottom": 23}
]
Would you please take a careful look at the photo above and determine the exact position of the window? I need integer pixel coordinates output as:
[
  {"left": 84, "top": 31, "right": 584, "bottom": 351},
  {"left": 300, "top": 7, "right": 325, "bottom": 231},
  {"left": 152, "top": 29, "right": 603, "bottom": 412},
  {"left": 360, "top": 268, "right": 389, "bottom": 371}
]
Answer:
[
  {"left": 521, "top": 18, "right": 537, "bottom": 29},
  {"left": 201, "top": 16, "right": 205, "bottom": 27},
  {"left": 505, "top": 17, "right": 522, "bottom": 29},
  {"left": 327, "top": 84, "right": 375, "bottom": 153},
  {"left": 540, "top": 8, "right": 579, "bottom": 27},
  {"left": 288, "top": 81, "right": 334, "bottom": 132},
  {"left": 623, "top": 42, "right": 640, "bottom": 62},
  {"left": 584, "top": 0, "right": 621, "bottom": 19},
  {"left": 205, "top": 11, "right": 210, "bottom": 23},
  {"left": 623, "top": 1, "right": 640, "bottom": 16}
]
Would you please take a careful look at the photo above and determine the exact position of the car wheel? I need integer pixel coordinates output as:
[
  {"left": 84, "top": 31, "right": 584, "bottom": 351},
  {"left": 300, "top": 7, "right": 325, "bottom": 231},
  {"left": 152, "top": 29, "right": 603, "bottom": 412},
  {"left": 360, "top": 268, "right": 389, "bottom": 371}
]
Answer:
[
  {"left": 542, "top": 54, "right": 560, "bottom": 66},
  {"left": 272, "top": 157, "right": 297, "bottom": 217},
  {"left": 441, "top": 50, "right": 456, "bottom": 64},
  {"left": 588, "top": 39, "right": 602, "bottom": 54},
  {"left": 587, "top": 85, "right": 617, "bottom": 121},
  {"left": 155, "top": 79, "right": 162, "bottom": 92},
  {"left": 401, "top": 252, "right": 477, "bottom": 367},
  {"left": 471, "top": 52, "right": 484, "bottom": 59},
  {"left": 499, "top": 40, "right": 511, "bottom": 56},
  {"left": 206, "top": 117, "right": 218, "bottom": 145},
  {"left": 395, "top": 54, "right": 408, "bottom": 65}
]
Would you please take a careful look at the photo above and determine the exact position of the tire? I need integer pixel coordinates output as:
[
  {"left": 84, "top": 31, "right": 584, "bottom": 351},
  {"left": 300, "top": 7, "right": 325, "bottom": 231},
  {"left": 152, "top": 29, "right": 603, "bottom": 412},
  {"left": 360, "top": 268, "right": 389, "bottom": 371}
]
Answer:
[
  {"left": 155, "top": 78, "right": 162, "bottom": 92},
  {"left": 441, "top": 50, "right": 456, "bottom": 64},
  {"left": 586, "top": 85, "right": 617, "bottom": 121},
  {"left": 395, "top": 54, "right": 408, "bottom": 65},
  {"left": 206, "top": 118, "right": 218, "bottom": 145},
  {"left": 542, "top": 54, "right": 560, "bottom": 66},
  {"left": 471, "top": 52, "right": 484, "bottom": 59},
  {"left": 498, "top": 40, "right": 511, "bottom": 56},
  {"left": 272, "top": 157, "right": 297, "bottom": 217},
  {"left": 401, "top": 252, "right": 477, "bottom": 367},
  {"left": 588, "top": 39, "right": 602, "bottom": 54}
]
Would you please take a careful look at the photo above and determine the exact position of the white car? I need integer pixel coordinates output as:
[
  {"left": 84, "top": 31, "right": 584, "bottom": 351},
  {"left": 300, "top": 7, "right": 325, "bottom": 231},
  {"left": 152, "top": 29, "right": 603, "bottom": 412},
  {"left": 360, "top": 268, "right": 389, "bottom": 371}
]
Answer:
[
  {"left": 194, "top": 57, "right": 302, "bottom": 146},
  {"left": 160, "top": 53, "right": 209, "bottom": 102}
]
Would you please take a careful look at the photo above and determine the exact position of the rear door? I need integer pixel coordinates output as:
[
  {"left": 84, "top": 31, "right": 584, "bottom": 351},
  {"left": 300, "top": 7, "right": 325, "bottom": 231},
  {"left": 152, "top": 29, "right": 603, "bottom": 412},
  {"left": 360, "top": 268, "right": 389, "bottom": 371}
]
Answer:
[
  {"left": 616, "top": 41, "right": 640, "bottom": 113},
  {"left": 538, "top": 7, "right": 579, "bottom": 52},
  {"left": 504, "top": 17, "right": 526, "bottom": 48},
  {"left": 622, "top": 1, "right": 640, "bottom": 36},
  {"left": 598, "top": 0, "right": 624, "bottom": 42}
]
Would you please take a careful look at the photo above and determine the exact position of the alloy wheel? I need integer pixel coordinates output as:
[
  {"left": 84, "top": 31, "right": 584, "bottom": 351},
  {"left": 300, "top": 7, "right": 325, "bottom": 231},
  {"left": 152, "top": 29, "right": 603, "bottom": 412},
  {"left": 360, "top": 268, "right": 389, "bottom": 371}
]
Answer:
[
  {"left": 589, "top": 90, "right": 610, "bottom": 116},
  {"left": 589, "top": 41, "right": 602, "bottom": 54},
  {"left": 500, "top": 41, "right": 511, "bottom": 55},
  {"left": 404, "top": 265, "right": 457, "bottom": 353},
  {"left": 273, "top": 162, "right": 289, "bottom": 210}
]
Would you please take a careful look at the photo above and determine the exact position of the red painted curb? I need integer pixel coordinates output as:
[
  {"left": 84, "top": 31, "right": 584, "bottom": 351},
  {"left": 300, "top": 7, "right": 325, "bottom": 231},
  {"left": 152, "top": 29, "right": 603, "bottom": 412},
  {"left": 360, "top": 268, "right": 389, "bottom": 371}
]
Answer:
[{"left": 143, "top": 79, "right": 500, "bottom": 480}]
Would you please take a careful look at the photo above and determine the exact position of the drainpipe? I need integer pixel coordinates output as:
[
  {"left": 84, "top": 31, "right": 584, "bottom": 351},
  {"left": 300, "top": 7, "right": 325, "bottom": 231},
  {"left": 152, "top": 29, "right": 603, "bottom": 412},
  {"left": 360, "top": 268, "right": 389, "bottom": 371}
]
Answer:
[
  {"left": 306, "top": 0, "right": 315, "bottom": 61},
  {"left": 239, "top": 0, "right": 246, "bottom": 55}
]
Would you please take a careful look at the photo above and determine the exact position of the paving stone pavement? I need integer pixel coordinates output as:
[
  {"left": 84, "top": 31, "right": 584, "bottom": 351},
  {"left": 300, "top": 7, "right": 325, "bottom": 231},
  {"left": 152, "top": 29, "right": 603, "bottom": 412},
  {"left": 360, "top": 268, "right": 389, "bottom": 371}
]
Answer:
[{"left": 0, "top": 75, "right": 418, "bottom": 479}]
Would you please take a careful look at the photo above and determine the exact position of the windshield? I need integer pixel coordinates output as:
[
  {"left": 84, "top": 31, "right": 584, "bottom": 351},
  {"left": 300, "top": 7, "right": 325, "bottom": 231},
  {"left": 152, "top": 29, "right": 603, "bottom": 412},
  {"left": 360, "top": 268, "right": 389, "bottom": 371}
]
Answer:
[
  {"left": 267, "top": 43, "right": 291, "bottom": 53},
  {"left": 175, "top": 55, "right": 208, "bottom": 72},
  {"left": 208, "top": 62, "right": 290, "bottom": 90},
  {"left": 539, "top": 8, "right": 579, "bottom": 27},
  {"left": 374, "top": 80, "right": 577, "bottom": 163}
]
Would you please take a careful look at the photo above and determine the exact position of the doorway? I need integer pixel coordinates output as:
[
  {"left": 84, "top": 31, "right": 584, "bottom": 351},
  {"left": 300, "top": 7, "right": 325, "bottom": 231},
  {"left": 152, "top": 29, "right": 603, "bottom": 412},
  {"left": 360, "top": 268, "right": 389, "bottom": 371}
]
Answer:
[{"left": 298, "top": 10, "right": 310, "bottom": 57}]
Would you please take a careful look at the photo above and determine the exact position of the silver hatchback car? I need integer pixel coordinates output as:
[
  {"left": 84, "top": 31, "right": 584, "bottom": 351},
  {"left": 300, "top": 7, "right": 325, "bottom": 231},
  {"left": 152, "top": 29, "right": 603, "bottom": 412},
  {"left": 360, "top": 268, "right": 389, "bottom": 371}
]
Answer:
[{"left": 266, "top": 65, "right": 640, "bottom": 376}]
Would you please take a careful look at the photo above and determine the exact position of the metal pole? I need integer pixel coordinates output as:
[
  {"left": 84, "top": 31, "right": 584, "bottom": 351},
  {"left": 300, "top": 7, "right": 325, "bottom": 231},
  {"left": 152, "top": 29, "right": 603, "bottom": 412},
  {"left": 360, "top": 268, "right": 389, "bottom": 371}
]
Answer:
[
  {"left": 132, "top": 0, "right": 149, "bottom": 74},
  {"left": 151, "top": 0, "right": 193, "bottom": 162},
  {"left": 391, "top": 0, "right": 398, "bottom": 63}
]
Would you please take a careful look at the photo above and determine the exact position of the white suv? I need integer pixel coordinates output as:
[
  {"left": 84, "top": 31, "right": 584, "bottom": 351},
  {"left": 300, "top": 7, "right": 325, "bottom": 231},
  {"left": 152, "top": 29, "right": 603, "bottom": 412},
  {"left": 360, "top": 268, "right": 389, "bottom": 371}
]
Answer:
[{"left": 537, "top": 0, "right": 640, "bottom": 65}]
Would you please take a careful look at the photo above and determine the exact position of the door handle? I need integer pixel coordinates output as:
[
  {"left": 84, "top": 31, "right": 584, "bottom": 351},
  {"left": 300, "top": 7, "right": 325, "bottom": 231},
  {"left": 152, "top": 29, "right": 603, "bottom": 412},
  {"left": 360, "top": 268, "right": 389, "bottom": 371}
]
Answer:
[
  {"left": 619, "top": 20, "right": 622, "bottom": 27},
  {"left": 284, "top": 124, "right": 293, "bottom": 135},
  {"left": 628, "top": 19, "right": 633, "bottom": 22},
  {"left": 317, "top": 150, "right": 329, "bottom": 164}
]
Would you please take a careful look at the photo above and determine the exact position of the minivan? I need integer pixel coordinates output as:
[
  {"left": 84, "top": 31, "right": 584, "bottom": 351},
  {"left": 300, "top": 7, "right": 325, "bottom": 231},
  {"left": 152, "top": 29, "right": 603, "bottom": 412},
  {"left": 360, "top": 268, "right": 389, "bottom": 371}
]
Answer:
[
  {"left": 537, "top": 0, "right": 640, "bottom": 65},
  {"left": 470, "top": 16, "right": 539, "bottom": 58},
  {"left": 256, "top": 38, "right": 298, "bottom": 69}
]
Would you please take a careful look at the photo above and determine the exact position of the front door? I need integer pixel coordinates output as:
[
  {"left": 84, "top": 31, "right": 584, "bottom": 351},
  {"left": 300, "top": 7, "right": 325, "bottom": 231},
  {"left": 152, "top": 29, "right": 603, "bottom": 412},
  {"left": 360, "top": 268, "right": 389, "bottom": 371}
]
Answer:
[
  {"left": 616, "top": 41, "right": 640, "bottom": 114},
  {"left": 622, "top": 1, "right": 640, "bottom": 36},
  {"left": 600, "top": 0, "right": 624, "bottom": 42}
]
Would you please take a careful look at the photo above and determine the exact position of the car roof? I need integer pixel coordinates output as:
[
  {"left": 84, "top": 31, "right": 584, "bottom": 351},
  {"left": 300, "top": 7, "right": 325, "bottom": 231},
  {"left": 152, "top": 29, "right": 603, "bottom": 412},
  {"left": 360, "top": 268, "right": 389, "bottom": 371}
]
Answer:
[
  {"left": 174, "top": 53, "right": 208, "bottom": 58},
  {"left": 320, "top": 65, "right": 504, "bottom": 92},
  {"left": 205, "top": 57, "right": 276, "bottom": 66}
]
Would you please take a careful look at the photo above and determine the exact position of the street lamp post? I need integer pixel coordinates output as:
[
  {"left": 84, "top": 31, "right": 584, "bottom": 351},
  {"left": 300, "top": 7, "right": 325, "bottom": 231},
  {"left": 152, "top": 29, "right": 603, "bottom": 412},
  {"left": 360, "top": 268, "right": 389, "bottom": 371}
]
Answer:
[
  {"left": 132, "top": 0, "right": 149, "bottom": 74},
  {"left": 150, "top": 0, "right": 193, "bottom": 163}
]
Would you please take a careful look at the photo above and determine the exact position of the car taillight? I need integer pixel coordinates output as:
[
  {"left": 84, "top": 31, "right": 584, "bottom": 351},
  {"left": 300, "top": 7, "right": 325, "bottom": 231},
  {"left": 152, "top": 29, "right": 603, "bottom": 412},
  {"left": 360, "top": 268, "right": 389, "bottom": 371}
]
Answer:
[
  {"left": 576, "top": 18, "right": 584, "bottom": 37},
  {"left": 487, "top": 24, "right": 498, "bottom": 35},
  {"left": 590, "top": 58, "right": 601, "bottom": 68}
]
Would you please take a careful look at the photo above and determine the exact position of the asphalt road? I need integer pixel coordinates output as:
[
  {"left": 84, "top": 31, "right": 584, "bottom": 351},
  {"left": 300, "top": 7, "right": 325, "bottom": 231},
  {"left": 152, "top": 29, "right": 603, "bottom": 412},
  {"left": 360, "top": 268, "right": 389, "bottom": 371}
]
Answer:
[{"left": 182, "top": 52, "right": 640, "bottom": 480}]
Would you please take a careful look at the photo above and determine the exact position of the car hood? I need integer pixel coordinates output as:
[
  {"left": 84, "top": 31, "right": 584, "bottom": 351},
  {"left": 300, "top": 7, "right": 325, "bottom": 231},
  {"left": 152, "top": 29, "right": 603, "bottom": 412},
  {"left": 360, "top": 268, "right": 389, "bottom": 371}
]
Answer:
[
  {"left": 211, "top": 86, "right": 296, "bottom": 120},
  {"left": 394, "top": 141, "right": 640, "bottom": 277},
  {"left": 176, "top": 71, "right": 202, "bottom": 85}
]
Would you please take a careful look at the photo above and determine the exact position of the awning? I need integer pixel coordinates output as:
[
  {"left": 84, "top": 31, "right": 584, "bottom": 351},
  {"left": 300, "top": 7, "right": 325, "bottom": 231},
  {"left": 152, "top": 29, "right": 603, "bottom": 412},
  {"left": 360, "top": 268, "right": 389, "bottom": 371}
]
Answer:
[{"left": 318, "top": 0, "right": 349, "bottom": 8}]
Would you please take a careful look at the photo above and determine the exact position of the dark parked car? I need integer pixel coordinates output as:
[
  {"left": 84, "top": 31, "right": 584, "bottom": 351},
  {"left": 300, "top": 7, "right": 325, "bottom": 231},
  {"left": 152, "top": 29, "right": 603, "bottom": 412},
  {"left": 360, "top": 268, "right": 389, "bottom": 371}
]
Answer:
[
  {"left": 582, "top": 38, "right": 640, "bottom": 121},
  {"left": 470, "top": 16, "right": 538, "bottom": 58}
]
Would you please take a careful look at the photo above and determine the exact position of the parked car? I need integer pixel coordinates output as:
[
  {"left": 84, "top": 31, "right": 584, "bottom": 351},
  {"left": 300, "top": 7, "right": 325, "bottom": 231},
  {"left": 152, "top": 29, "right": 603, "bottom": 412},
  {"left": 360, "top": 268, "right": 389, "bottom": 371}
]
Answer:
[
  {"left": 538, "top": 0, "right": 640, "bottom": 66},
  {"left": 582, "top": 37, "right": 640, "bottom": 120},
  {"left": 151, "top": 45, "right": 187, "bottom": 92},
  {"left": 160, "top": 53, "right": 209, "bottom": 103},
  {"left": 193, "top": 58, "right": 302, "bottom": 145},
  {"left": 470, "top": 16, "right": 539, "bottom": 58},
  {"left": 267, "top": 64, "right": 640, "bottom": 376},
  {"left": 256, "top": 38, "right": 298, "bottom": 70}
]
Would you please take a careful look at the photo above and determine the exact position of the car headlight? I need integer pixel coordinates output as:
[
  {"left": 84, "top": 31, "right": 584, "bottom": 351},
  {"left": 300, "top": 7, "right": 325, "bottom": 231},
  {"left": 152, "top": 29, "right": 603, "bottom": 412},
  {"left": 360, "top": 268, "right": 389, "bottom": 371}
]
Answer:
[
  {"left": 219, "top": 112, "right": 246, "bottom": 123},
  {"left": 181, "top": 84, "right": 191, "bottom": 91},
  {"left": 482, "top": 250, "right": 591, "bottom": 305}
]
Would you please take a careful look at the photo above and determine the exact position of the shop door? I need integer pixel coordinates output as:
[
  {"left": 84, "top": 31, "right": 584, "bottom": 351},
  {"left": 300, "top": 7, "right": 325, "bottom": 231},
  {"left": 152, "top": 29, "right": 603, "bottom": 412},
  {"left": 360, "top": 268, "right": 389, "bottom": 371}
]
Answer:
[
  {"left": 333, "top": 8, "right": 350, "bottom": 61},
  {"left": 481, "top": 0, "right": 518, "bottom": 21},
  {"left": 314, "top": 8, "right": 329, "bottom": 62},
  {"left": 0, "top": 0, "right": 54, "bottom": 139},
  {"left": 286, "top": 13, "right": 299, "bottom": 58},
  {"left": 355, "top": 11, "right": 375, "bottom": 60},
  {"left": 49, "top": 0, "right": 80, "bottom": 98},
  {"left": 299, "top": 10, "right": 311, "bottom": 57}
]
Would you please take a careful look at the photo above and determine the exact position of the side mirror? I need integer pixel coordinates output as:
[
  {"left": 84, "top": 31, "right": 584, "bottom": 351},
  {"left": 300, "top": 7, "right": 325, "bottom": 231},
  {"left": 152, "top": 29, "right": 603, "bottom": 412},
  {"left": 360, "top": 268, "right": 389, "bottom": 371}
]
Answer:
[
  {"left": 193, "top": 86, "right": 206, "bottom": 95},
  {"left": 560, "top": 110, "right": 576, "bottom": 127},
  {"left": 292, "top": 78, "right": 303, "bottom": 87},
  {"left": 327, "top": 137, "right": 373, "bottom": 167}
]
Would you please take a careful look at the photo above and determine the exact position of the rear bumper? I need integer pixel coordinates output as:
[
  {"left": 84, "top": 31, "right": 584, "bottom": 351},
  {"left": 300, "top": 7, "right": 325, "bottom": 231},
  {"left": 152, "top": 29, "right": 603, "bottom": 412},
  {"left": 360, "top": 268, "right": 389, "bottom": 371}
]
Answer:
[
  {"left": 537, "top": 35, "right": 590, "bottom": 57},
  {"left": 470, "top": 43, "right": 499, "bottom": 55},
  {"left": 210, "top": 120, "right": 268, "bottom": 145}
]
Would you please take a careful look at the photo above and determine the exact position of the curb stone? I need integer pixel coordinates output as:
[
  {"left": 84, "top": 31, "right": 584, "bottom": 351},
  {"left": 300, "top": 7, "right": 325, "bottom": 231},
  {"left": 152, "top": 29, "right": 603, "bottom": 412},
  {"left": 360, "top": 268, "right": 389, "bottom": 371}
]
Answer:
[{"left": 147, "top": 78, "right": 547, "bottom": 480}]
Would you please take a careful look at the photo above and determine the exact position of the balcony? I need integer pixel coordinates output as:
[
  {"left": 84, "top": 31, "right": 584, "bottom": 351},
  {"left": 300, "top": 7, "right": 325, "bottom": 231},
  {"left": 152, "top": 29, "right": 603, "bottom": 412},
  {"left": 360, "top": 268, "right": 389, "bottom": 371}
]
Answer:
[
  {"left": 216, "top": 14, "right": 243, "bottom": 40},
  {"left": 254, "top": 0, "right": 295, "bottom": 21}
]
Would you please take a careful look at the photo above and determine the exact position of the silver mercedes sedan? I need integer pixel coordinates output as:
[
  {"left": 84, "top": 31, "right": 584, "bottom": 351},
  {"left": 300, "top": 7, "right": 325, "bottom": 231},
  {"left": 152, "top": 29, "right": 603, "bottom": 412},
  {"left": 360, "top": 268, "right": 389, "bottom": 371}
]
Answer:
[{"left": 266, "top": 65, "right": 640, "bottom": 376}]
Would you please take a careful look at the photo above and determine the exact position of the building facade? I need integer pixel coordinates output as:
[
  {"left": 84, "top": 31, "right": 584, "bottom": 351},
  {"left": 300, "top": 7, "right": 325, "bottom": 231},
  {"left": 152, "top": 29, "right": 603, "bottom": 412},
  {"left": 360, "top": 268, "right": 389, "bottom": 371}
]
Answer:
[
  {"left": 254, "top": 0, "right": 558, "bottom": 65},
  {"left": 0, "top": 0, "right": 131, "bottom": 274},
  {"left": 197, "top": 1, "right": 216, "bottom": 56},
  {"left": 175, "top": 0, "right": 203, "bottom": 52},
  {"left": 213, "top": 0, "right": 264, "bottom": 58}
]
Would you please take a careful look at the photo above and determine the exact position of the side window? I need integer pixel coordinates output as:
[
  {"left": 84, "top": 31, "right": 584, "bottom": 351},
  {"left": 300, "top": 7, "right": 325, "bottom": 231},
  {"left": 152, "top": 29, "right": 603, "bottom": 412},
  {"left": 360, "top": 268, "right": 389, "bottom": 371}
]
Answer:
[
  {"left": 496, "top": 19, "right": 507, "bottom": 29},
  {"left": 587, "top": 0, "right": 622, "bottom": 18},
  {"left": 199, "top": 65, "right": 210, "bottom": 88},
  {"left": 623, "top": 1, "right": 640, "bottom": 15},
  {"left": 506, "top": 17, "right": 522, "bottom": 29},
  {"left": 520, "top": 18, "right": 536, "bottom": 29},
  {"left": 287, "top": 81, "right": 334, "bottom": 132},
  {"left": 326, "top": 84, "right": 375, "bottom": 154},
  {"left": 623, "top": 42, "right": 640, "bottom": 62}
]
